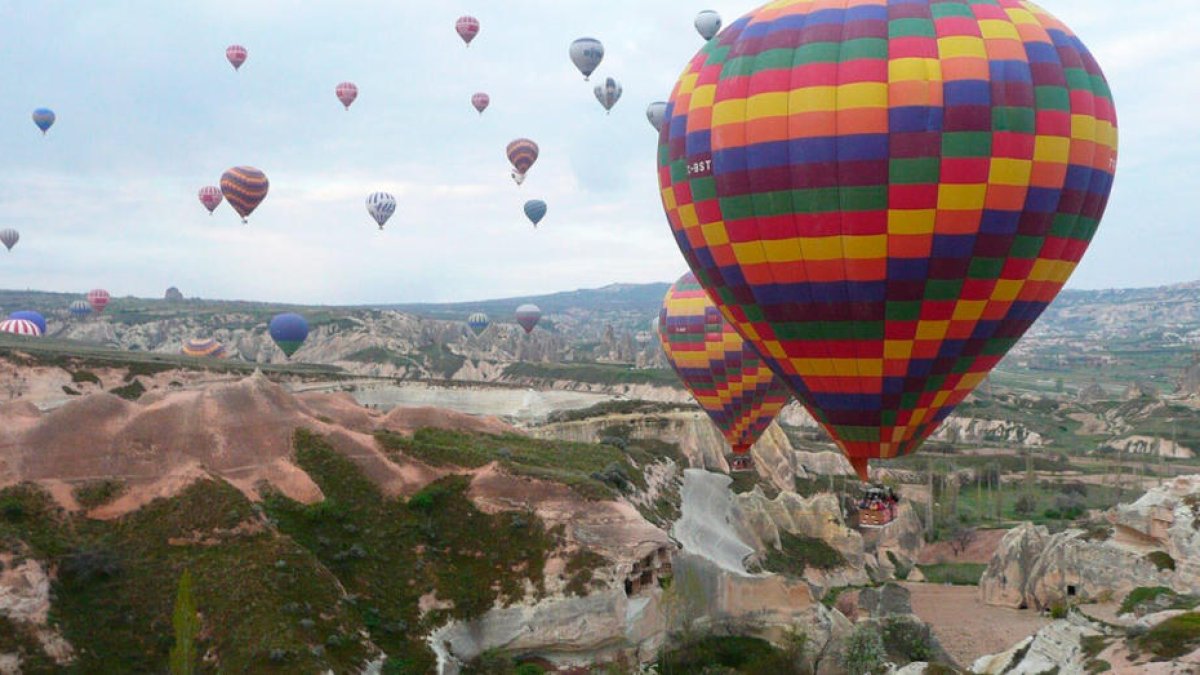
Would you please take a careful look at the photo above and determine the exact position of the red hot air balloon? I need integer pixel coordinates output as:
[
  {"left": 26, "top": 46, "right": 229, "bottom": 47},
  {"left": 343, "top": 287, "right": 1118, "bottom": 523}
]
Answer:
[
  {"left": 226, "top": 45, "right": 247, "bottom": 71},
  {"left": 220, "top": 166, "right": 269, "bottom": 223},
  {"left": 515, "top": 304, "right": 542, "bottom": 334},
  {"left": 472, "top": 92, "right": 490, "bottom": 115},
  {"left": 456, "top": 16, "right": 480, "bottom": 46},
  {"left": 198, "top": 186, "right": 223, "bottom": 215},
  {"left": 336, "top": 82, "right": 358, "bottom": 110},
  {"left": 87, "top": 289, "right": 110, "bottom": 314},
  {"left": 658, "top": 0, "right": 1119, "bottom": 481},
  {"left": 506, "top": 139, "right": 539, "bottom": 185},
  {"left": 659, "top": 272, "right": 791, "bottom": 472}
]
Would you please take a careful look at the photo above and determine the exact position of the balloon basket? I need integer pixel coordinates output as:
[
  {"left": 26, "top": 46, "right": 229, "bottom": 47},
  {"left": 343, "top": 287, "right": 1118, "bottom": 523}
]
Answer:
[{"left": 729, "top": 455, "right": 755, "bottom": 473}]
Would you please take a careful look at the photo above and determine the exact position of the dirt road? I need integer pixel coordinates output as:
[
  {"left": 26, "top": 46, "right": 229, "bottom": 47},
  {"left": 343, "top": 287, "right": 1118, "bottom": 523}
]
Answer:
[{"left": 903, "top": 582, "right": 1050, "bottom": 667}]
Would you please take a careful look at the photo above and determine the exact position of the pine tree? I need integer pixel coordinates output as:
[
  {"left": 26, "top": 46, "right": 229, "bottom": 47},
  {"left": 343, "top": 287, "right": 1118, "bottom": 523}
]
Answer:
[{"left": 169, "top": 569, "right": 199, "bottom": 675}]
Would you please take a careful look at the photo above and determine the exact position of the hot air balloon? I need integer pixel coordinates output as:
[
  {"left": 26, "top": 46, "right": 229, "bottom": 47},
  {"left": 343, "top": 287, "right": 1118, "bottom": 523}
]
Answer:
[
  {"left": 694, "top": 10, "right": 722, "bottom": 40},
  {"left": 659, "top": 272, "right": 791, "bottom": 472},
  {"left": 366, "top": 192, "right": 396, "bottom": 230},
  {"left": 32, "top": 109, "right": 55, "bottom": 135},
  {"left": 87, "top": 289, "right": 110, "bottom": 314},
  {"left": 6, "top": 311, "right": 46, "bottom": 336},
  {"left": 658, "top": 0, "right": 1119, "bottom": 481},
  {"left": 165, "top": 287, "right": 184, "bottom": 301},
  {"left": 593, "top": 77, "right": 622, "bottom": 114},
  {"left": 467, "top": 312, "right": 489, "bottom": 336},
  {"left": 515, "top": 304, "right": 542, "bottom": 334},
  {"left": 471, "top": 92, "right": 490, "bottom": 114},
  {"left": 0, "top": 319, "right": 41, "bottom": 337},
  {"left": 506, "top": 138, "right": 539, "bottom": 185},
  {"left": 523, "top": 200, "right": 547, "bottom": 228},
  {"left": 646, "top": 102, "right": 667, "bottom": 133},
  {"left": 635, "top": 331, "right": 653, "bottom": 345},
  {"left": 220, "top": 166, "right": 269, "bottom": 223},
  {"left": 68, "top": 300, "right": 91, "bottom": 318},
  {"left": 336, "top": 82, "right": 358, "bottom": 110},
  {"left": 0, "top": 229, "right": 18, "bottom": 252},
  {"left": 456, "top": 16, "right": 480, "bottom": 46},
  {"left": 226, "top": 45, "right": 247, "bottom": 71},
  {"left": 269, "top": 313, "right": 308, "bottom": 358},
  {"left": 569, "top": 38, "right": 604, "bottom": 81},
  {"left": 198, "top": 186, "right": 223, "bottom": 215},
  {"left": 182, "top": 338, "right": 227, "bottom": 359}
]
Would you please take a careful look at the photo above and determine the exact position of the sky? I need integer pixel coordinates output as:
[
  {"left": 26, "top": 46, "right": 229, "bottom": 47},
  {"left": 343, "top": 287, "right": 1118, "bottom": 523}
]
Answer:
[{"left": 0, "top": 0, "right": 1196, "bottom": 305}]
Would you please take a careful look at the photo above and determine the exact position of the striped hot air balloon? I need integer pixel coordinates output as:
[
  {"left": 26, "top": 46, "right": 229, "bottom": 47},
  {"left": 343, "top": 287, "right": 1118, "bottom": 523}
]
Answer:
[
  {"left": 336, "top": 82, "right": 358, "bottom": 110},
  {"left": 593, "top": 77, "right": 622, "bottom": 114},
  {"left": 658, "top": 0, "right": 1118, "bottom": 480},
  {"left": 69, "top": 300, "right": 92, "bottom": 318},
  {"left": 0, "top": 229, "right": 18, "bottom": 252},
  {"left": 515, "top": 304, "right": 542, "bottom": 334},
  {"left": 0, "top": 319, "right": 42, "bottom": 337},
  {"left": 467, "top": 312, "right": 490, "bottom": 336},
  {"left": 181, "top": 338, "right": 227, "bottom": 359},
  {"left": 226, "top": 45, "right": 247, "bottom": 70},
  {"left": 269, "top": 313, "right": 308, "bottom": 359},
  {"left": 507, "top": 139, "right": 539, "bottom": 185},
  {"left": 220, "top": 166, "right": 269, "bottom": 223},
  {"left": 7, "top": 311, "right": 46, "bottom": 335},
  {"left": 456, "top": 16, "right": 480, "bottom": 45},
  {"left": 198, "top": 186, "right": 223, "bottom": 215},
  {"left": 659, "top": 272, "right": 791, "bottom": 471},
  {"left": 471, "top": 92, "right": 490, "bottom": 114},
  {"left": 87, "top": 289, "right": 110, "bottom": 314},
  {"left": 366, "top": 192, "right": 396, "bottom": 230}
]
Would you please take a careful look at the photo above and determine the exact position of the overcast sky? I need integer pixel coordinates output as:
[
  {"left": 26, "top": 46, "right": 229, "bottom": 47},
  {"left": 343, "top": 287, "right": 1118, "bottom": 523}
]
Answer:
[{"left": 0, "top": 0, "right": 1195, "bottom": 305}]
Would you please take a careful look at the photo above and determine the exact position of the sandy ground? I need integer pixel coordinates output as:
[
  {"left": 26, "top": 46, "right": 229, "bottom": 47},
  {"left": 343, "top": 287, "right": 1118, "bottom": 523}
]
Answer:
[
  {"left": 917, "top": 527, "right": 1008, "bottom": 565},
  {"left": 903, "top": 582, "right": 1051, "bottom": 667}
]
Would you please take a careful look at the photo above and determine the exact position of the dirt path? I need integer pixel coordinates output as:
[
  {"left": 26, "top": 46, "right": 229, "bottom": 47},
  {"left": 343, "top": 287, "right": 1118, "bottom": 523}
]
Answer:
[{"left": 903, "top": 582, "right": 1051, "bottom": 667}]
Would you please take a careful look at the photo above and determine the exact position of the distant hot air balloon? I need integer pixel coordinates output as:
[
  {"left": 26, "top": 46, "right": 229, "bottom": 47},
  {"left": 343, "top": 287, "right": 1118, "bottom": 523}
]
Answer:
[
  {"left": 523, "top": 200, "right": 547, "bottom": 228},
  {"left": 269, "top": 313, "right": 309, "bottom": 358},
  {"left": 659, "top": 272, "right": 790, "bottom": 472},
  {"left": 0, "top": 319, "right": 41, "bottom": 337},
  {"left": 165, "top": 287, "right": 184, "bottom": 301},
  {"left": 366, "top": 192, "right": 397, "bottom": 230},
  {"left": 456, "top": 16, "right": 480, "bottom": 46},
  {"left": 198, "top": 186, "right": 223, "bottom": 215},
  {"left": 659, "top": 0, "right": 1119, "bottom": 480},
  {"left": 87, "top": 289, "right": 110, "bottom": 314},
  {"left": 507, "top": 138, "right": 539, "bottom": 185},
  {"left": 336, "top": 82, "right": 358, "bottom": 110},
  {"left": 467, "top": 312, "right": 490, "bottom": 336},
  {"left": 593, "top": 77, "right": 622, "bottom": 114},
  {"left": 646, "top": 102, "right": 667, "bottom": 133},
  {"left": 569, "top": 38, "right": 604, "bottom": 81},
  {"left": 6, "top": 311, "right": 46, "bottom": 336},
  {"left": 182, "top": 338, "right": 227, "bottom": 359},
  {"left": 694, "top": 10, "right": 722, "bottom": 40},
  {"left": 515, "top": 304, "right": 542, "bottom": 334},
  {"left": 0, "top": 229, "right": 18, "bottom": 252},
  {"left": 635, "top": 331, "right": 653, "bottom": 345},
  {"left": 226, "top": 45, "right": 247, "bottom": 71},
  {"left": 68, "top": 300, "right": 91, "bottom": 318},
  {"left": 32, "top": 108, "right": 55, "bottom": 135},
  {"left": 471, "top": 92, "right": 490, "bottom": 114},
  {"left": 220, "top": 166, "right": 269, "bottom": 223}
]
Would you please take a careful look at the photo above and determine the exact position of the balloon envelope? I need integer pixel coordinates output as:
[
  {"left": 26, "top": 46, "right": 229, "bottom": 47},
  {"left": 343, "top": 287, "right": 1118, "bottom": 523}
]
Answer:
[
  {"left": 0, "top": 229, "right": 18, "bottom": 251},
  {"left": 32, "top": 108, "right": 55, "bottom": 134},
  {"left": 0, "top": 319, "right": 41, "bottom": 337},
  {"left": 87, "top": 289, "right": 110, "bottom": 314},
  {"left": 515, "top": 304, "right": 542, "bottom": 334},
  {"left": 467, "top": 312, "right": 489, "bottom": 336},
  {"left": 523, "top": 200, "right": 547, "bottom": 227},
  {"left": 226, "top": 45, "right": 247, "bottom": 70},
  {"left": 456, "top": 16, "right": 479, "bottom": 45},
  {"left": 659, "top": 272, "right": 790, "bottom": 459},
  {"left": 471, "top": 92, "right": 490, "bottom": 114},
  {"left": 336, "top": 82, "right": 358, "bottom": 110},
  {"left": 366, "top": 192, "right": 397, "bottom": 229},
  {"left": 198, "top": 186, "right": 223, "bottom": 214},
  {"left": 7, "top": 311, "right": 46, "bottom": 336},
  {"left": 569, "top": 38, "right": 604, "bottom": 80},
  {"left": 269, "top": 313, "right": 309, "bottom": 358},
  {"left": 182, "top": 338, "right": 226, "bottom": 359},
  {"left": 694, "top": 10, "right": 722, "bottom": 40},
  {"left": 593, "top": 77, "right": 622, "bottom": 113},
  {"left": 220, "top": 167, "right": 269, "bottom": 222},
  {"left": 646, "top": 102, "right": 667, "bottom": 133},
  {"left": 507, "top": 138, "right": 539, "bottom": 179},
  {"left": 658, "top": 0, "right": 1119, "bottom": 480},
  {"left": 68, "top": 300, "right": 91, "bottom": 317}
]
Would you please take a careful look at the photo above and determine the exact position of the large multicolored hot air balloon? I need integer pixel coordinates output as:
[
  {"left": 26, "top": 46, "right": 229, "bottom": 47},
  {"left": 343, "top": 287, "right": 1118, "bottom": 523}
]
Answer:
[
  {"left": 7, "top": 311, "right": 46, "bottom": 335},
  {"left": 569, "top": 38, "right": 604, "bottom": 81},
  {"left": 0, "top": 229, "right": 18, "bottom": 252},
  {"left": 467, "top": 312, "right": 490, "bottom": 336},
  {"left": 646, "top": 102, "right": 667, "bottom": 133},
  {"left": 593, "top": 77, "right": 622, "bottom": 114},
  {"left": 198, "top": 186, "right": 223, "bottom": 215},
  {"left": 0, "top": 319, "right": 41, "bottom": 337},
  {"left": 694, "top": 10, "right": 722, "bottom": 40},
  {"left": 456, "top": 16, "right": 480, "bottom": 46},
  {"left": 659, "top": 272, "right": 791, "bottom": 471},
  {"left": 336, "top": 82, "right": 358, "bottom": 110},
  {"left": 472, "top": 92, "right": 490, "bottom": 114},
  {"left": 181, "top": 338, "right": 227, "bottom": 359},
  {"left": 523, "top": 200, "right": 547, "bottom": 228},
  {"left": 515, "top": 304, "right": 542, "bottom": 334},
  {"left": 658, "top": 0, "right": 1118, "bottom": 480},
  {"left": 226, "top": 45, "right": 247, "bottom": 71},
  {"left": 269, "top": 313, "right": 308, "bottom": 358},
  {"left": 68, "top": 300, "right": 91, "bottom": 318},
  {"left": 220, "top": 167, "right": 269, "bottom": 223},
  {"left": 507, "top": 139, "right": 539, "bottom": 185},
  {"left": 87, "top": 289, "right": 110, "bottom": 314},
  {"left": 32, "top": 109, "right": 55, "bottom": 135},
  {"left": 366, "top": 192, "right": 396, "bottom": 230}
]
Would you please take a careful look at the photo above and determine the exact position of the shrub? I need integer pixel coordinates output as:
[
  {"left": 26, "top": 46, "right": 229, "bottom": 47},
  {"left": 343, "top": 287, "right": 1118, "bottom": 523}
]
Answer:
[
  {"left": 1145, "top": 551, "right": 1175, "bottom": 572},
  {"left": 842, "top": 623, "right": 886, "bottom": 675},
  {"left": 882, "top": 617, "right": 933, "bottom": 662},
  {"left": 1050, "top": 602, "right": 1068, "bottom": 619},
  {"left": 1135, "top": 612, "right": 1200, "bottom": 660},
  {"left": 1014, "top": 494, "right": 1037, "bottom": 517},
  {"left": 73, "top": 480, "right": 126, "bottom": 510}
]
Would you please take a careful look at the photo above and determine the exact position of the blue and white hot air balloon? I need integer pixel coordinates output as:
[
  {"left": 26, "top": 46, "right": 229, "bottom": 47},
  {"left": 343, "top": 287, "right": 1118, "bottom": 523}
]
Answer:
[
  {"left": 593, "top": 77, "right": 622, "bottom": 114},
  {"left": 32, "top": 108, "right": 55, "bottom": 135},
  {"left": 569, "top": 38, "right": 604, "bottom": 81},
  {"left": 366, "top": 192, "right": 397, "bottom": 230}
]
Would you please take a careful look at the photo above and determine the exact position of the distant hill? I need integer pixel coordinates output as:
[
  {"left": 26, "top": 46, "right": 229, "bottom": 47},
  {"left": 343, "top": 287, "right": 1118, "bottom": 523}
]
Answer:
[{"left": 375, "top": 282, "right": 672, "bottom": 320}]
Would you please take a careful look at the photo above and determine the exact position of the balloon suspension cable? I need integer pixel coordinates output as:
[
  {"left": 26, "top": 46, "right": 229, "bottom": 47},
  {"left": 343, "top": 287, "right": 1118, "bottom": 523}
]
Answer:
[{"left": 849, "top": 456, "right": 870, "bottom": 482}]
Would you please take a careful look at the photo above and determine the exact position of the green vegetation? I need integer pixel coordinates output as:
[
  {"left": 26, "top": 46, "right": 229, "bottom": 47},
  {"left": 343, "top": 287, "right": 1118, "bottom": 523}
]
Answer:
[
  {"left": 417, "top": 342, "right": 466, "bottom": 379},
  {"left": 658, "top": 635, "right": 805, "bottom": 675},
  {"left": 73, "top": 479, "right": 126, "bottom": 510},
  {"left": 842, "top": 623, "right": 886, "bottom": 675},
  {"left": 169, "top": 570, "right": 199, "bottom": 675},
  {"left": 759, "top": 531, "right": 845, "bottom": 577},
  {"left": 109, "top": 378, "right": 147, "bottom": 400},
  {"left": 563, "top": 550, "right": 608, "bottom": 597},
  {"left": 1134, "top": 612, "right": 1200, "bottom": 660},
  {"left": 915, "top": 563, "right": 986, "bottom": 586},
  {"left": 881, "top": 616, "right": 935, "bottom": 664},
  {"left": 69, "top": 369, "right": 101, "bottom": 384},
  {"left": 1118, "top": 586, "right": 1200, "bottom": 616},
  {"left": 545, "top": 399, "right": 694, "bottom": 424},
  {"left": 342, "top": 346, "right": 419, "bottom": 370},
  {"left": 1144, "top": 551, "right": 1175, "bottom": 572},
  {"left": 503, "top": 361, "right": 680, "bottom": 388}
]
